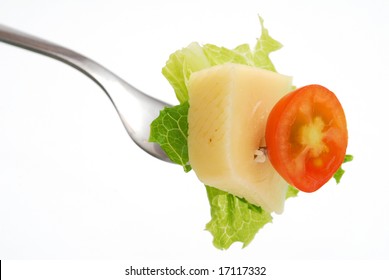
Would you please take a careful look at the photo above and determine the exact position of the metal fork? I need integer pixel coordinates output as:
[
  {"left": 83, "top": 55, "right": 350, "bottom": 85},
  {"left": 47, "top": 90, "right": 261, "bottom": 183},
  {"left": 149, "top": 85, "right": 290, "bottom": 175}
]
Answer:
[{"left": 0, "top": 24, "right": 171, "bottom": 162}]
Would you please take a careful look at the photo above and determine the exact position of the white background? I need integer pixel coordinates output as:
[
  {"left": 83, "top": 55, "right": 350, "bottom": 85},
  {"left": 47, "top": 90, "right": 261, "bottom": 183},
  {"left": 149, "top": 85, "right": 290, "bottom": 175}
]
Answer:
[{"left": 0, "top": 0, "right": 388, "bottom": 267}]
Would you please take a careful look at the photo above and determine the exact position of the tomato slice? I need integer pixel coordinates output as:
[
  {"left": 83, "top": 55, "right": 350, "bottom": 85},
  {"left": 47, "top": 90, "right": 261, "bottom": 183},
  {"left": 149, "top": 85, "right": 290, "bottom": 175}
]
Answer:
[{"left": 265, "top": 84, "right": 348, "bottom": 192}]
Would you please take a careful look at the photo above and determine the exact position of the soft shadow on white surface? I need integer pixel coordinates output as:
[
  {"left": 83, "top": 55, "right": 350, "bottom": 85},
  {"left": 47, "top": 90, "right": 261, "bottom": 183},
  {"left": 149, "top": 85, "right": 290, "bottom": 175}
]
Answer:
[{"left": 0, "top": 0, "right": 388, "bottom": 259}]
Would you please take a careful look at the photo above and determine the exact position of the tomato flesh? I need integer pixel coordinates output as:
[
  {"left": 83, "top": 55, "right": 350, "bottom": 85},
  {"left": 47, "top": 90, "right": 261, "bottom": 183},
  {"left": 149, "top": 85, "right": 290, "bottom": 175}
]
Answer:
[{"left": 265, "top": 85, "right": 348, "bottom": 192}]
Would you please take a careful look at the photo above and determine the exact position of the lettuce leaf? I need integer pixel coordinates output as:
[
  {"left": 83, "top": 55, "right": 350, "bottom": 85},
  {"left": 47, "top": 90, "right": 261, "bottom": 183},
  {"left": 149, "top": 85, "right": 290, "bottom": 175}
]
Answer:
[
  {"left": 286, "top": 185, "right": 299, "bottom": 199},
  {"left": 161, "top": 16, "right": 282, "bottom": 104},
  {"left": 149, "top": 102, "right": 191, "bottom": 172},
  {"left": 205, "top": 186, "right": 272, "bottom": 249},
  {"left": 333, "top": 154, "right": 354, "bottom": 184},
  {"left": 162, "top": 43, "right": 211, "bottom": 103}
]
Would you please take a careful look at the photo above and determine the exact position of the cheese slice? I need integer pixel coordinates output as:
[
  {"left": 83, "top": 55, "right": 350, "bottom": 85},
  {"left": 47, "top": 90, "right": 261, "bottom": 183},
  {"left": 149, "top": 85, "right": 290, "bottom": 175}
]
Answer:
[{"left": 188, "top": 63, "right": 293, "bottom": 213}]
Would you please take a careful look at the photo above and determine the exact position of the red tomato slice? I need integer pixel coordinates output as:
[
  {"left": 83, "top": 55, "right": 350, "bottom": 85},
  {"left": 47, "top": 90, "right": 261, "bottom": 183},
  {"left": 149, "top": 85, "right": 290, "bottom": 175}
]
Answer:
[{"left": 265, "top": 84, "right": 348, "bottom": 192}]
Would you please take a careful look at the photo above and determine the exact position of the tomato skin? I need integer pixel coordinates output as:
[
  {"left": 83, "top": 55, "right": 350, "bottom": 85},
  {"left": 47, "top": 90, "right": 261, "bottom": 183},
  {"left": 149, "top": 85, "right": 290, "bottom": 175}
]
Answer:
[{"left": 265, "top": 85, "right": 348, "bottom": 193}]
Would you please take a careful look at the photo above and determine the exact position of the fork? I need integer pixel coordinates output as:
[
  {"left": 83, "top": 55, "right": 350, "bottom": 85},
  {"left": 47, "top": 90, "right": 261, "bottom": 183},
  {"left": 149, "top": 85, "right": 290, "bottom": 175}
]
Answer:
[{"left": 0, "top": 24, "right": 171, "bottom": 162}]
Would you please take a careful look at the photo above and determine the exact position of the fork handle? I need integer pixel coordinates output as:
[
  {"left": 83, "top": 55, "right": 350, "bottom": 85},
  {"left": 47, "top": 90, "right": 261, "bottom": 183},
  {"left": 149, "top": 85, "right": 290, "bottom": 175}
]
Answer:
[{"left": 0, "top": 24, "right": 116, "bottom": 94}]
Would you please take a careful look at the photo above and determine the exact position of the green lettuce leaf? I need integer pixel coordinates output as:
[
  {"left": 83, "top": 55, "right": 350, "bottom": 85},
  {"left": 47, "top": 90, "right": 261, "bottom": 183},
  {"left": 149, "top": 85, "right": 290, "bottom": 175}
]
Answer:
[
  {"left": 286, "top": 185, "right": 299, "bottom": 199},
  {"left": 161, "top": 16, "right": 281, "bottom": 104},
  {"left": 252, "top": 16, "right": 283, "bottom": 71},
  {"left": 205, "top": 186, "right": 272, "bottom": 249},
  {"left": 201, "top": 17, "right": 282, "bottom": 71},
  {"left": 149, "top": 102, "right": 191, "bottom": 172},
  {"left": 162, "top": 42, "right": 211, "bottom": 103},
  {"left": 333, "top": 154, "right": 354, "bottom": 184}
]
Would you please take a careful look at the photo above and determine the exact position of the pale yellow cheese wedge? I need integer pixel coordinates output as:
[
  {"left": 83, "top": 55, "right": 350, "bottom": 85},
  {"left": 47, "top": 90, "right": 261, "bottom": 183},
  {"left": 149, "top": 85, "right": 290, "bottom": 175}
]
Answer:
[{"left": 188, "top": 63, "right": 293, "bottom": 214}]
